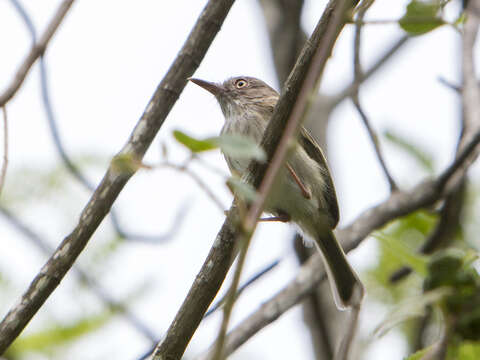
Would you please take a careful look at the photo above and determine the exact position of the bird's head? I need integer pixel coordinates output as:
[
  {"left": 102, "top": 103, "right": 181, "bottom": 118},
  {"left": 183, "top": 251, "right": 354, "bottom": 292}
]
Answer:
[{"left": 189, "top": 76, "right": 279, "bottom": 119}]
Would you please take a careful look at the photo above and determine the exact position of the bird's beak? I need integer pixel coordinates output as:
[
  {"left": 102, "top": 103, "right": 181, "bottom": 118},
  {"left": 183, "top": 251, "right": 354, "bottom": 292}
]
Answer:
[{"left": 188, "top": 78, "right": 224, "bottom": 96}]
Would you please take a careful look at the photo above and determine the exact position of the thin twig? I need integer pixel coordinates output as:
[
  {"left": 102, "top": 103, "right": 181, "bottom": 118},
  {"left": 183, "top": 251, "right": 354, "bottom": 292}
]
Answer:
[
  {"left": 204, "top": 258, "right": 281, "bottom": 318},
  {"left": 0, "top": 0, "right": 75, "bottom": 107},
  {"left": 352, "top": 2, "right": 398, "bottom": 192},
  {"left": 0, "top": 107, "right": 8, "bottom": 197},
  {"left": 331, "top": 35, "right": 409, "bottom": 108},
  {"left": 160, "top": 161, "right": 227, "bottom": 213},
  {"left": 0, "top": 0, "right": 234, "bottom": 353}
]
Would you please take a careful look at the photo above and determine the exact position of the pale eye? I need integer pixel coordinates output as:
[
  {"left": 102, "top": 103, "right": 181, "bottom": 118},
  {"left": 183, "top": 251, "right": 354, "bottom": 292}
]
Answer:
[{"left": 234, "top": 79, "right": 247, "bottom": 89}]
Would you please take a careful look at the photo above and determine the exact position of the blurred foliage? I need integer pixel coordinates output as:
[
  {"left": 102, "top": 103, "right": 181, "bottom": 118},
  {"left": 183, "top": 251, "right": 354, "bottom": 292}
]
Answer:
[
  {"left": 366, "top": 211, "right": 437, "bottom": 302},
  {"left": 368, "top": 131, "right": 480, "bottom": 357},
  {"left": 383, "top": 130, "right": 435, "bottom": 175},
  {"left": 5, "top": 310, "right": 112, "bottom": 358},
  {"left": 0, "top": 154, "right": 106, "bottom": 208},
  {"left": 424, "top": 250, "right": 480, "bottom": 342},
  {"left": 0, "top": 155, "right": 139, "bottom": 359},
  {"left": 405, "top": 344, "right": 437, "bottom": 360},
  {"left": 447, "top": 341, "right": 480, "bottom": 360}
]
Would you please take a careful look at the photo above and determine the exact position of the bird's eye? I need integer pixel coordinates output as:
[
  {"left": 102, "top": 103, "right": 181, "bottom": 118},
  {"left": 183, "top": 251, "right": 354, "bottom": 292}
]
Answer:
[{"left": 234, "top": 79, "right": 248, "bottom": 89}]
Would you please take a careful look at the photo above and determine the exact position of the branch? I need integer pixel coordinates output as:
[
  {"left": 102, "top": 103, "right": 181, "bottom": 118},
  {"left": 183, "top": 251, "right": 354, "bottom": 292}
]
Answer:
[
  {"left": 195, "top": 129, "right": 480, "bottom": 359},
  {"left": 0, "top": 206, "right": 158, "bottom": 342},
  {"left": 258, "top": 0, "right": 306, "bottom": 85},
  {"left": 0, "top": 0, "right": 235, "bottom": 353},
  {"left": 0, "top": 107, "right": 8, "bottom": 197},
  {"left": 293, "top": 236, "right": 334, "bottom": 360},
  {"left": 150, "top": 1, "right": 361, "bottom": 359},
  {"left": 331, "top": 35, "right": 410, "bottom": 108},
  {"left": 351, "top": 1, "right": 398, "bottom": 191},
  {"left": 0, "top": 0, "right": 75, "bottom": 107}
]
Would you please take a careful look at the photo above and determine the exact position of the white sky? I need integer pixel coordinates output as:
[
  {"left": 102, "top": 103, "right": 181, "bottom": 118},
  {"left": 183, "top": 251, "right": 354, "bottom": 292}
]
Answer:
[{"left": 0, "top": 0, "right": 477, "bottom": 359}]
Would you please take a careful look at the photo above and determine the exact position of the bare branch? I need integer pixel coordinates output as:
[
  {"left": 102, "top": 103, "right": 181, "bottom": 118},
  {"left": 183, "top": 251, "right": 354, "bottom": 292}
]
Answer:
[
  {"left": 294, "top": 236, "right": 334, "bottom": 360},
  {"left": 0, "top": 107, "right": 8, "bottom": 197},
  {"left": 331, "top": 35, "right": 410, "bottom": 108},
  {"left": 258, "top": 0, "right": 306, "bottom": 85},
  {"left": 350, "top": 3, "right": 398, "bottom": 192},
  {"left": 0, "top": 0, "right": 235, "bottom": 353},
  {"left": 0, "top": 0, "right": 75, "bottom": 107},
  {"left": 335, "top": 303, "right": 361, "bottom": 360},
  {"left": 204, "top": 258, "right": 282, "bottom": 318}
]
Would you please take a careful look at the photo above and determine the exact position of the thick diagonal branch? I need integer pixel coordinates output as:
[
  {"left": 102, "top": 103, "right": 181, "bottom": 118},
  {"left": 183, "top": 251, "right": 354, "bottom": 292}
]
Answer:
[{"left": 0, "top": 1, "right": 235, "bottom": 354}]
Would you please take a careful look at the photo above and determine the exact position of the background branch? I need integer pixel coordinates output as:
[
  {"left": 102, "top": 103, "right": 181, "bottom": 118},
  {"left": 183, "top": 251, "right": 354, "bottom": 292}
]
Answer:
[
  {"left": 0, "top": 0, "right": 75, "bottom": 107},
  {"left": 0, "top": 107, "right": 8, "bottom": 197}
]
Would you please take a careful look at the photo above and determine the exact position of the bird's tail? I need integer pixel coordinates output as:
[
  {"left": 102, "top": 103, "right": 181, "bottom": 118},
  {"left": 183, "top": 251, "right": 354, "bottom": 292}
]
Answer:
[{"left": 313, "top": 229, "right": 364, "bottom": 310}]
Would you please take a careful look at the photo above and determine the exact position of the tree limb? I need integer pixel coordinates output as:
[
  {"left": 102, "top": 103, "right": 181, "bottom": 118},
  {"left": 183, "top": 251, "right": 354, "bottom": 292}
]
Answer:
[{"left": 0, "top": 0, "right": 235, "bottom": 353}]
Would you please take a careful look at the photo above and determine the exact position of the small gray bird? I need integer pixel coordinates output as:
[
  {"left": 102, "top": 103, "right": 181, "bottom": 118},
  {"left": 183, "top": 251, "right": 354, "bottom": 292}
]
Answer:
[{"left": 189, "top": 76, "right": 364, "bottom": 309}]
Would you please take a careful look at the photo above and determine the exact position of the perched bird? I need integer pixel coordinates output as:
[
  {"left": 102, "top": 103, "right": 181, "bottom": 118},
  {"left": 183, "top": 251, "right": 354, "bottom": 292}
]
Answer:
[{"left": 189, "top": 76, "right": 364, "bottom": 309}]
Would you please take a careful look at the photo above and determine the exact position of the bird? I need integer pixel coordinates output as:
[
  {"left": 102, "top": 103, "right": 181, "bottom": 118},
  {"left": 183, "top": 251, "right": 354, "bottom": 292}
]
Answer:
[{"left": 189, "top": 76, "right": 364, "bottom": 309}]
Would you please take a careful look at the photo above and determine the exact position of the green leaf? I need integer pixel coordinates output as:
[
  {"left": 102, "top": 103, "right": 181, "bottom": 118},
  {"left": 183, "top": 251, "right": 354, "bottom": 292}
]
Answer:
[
  {"left": 7, "top": 311, "right": 112, "bottom": 355},
  {"left": 173, "top": 130, "right": 218, "bottom": 152},
  {"left": 405, "top": 344, "right": 437, "bottom": 360},
  {"left": 374, "top": 287, "right": 451, "bottom": 338},
  {"left": 173, "top": 130, "right": 266, "bottom": 162},
  {"left": 457, "top": 341, "right": 480, "bottom": 360},
  {"left": 227, "top": 176, "right": 258, "bottom": 202},
  {"left": 212, "top": 134, "right": 266, "bottom": 162},
  {"left": 374, "top": 231, "right": 429, "bottom": 277},
  {"left": 384, "top": 130, "right": 434, "bottom": 173},
  {"left": 399, "top": 0, "right": 445, "bottom": 36}
]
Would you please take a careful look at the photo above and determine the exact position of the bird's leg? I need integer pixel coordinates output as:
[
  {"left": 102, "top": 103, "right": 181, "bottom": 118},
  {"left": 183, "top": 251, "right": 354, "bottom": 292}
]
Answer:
[
  {"left": 286, "top": 163, "right": 311, "bottom": 199},
  {"left": 260, "top": 210, "right": 290, "bottom": 223}
]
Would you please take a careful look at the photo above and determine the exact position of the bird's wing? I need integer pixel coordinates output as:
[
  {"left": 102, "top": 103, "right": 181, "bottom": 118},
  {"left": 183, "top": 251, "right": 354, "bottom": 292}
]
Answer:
[{"left": 298, "top": 127, "right": 339, "bottom": 228}]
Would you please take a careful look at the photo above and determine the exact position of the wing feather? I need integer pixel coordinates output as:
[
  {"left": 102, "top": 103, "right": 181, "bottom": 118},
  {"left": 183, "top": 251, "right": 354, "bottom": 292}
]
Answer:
[{"left": 298, "top": 128, "right": 340, "bottom": 228}]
